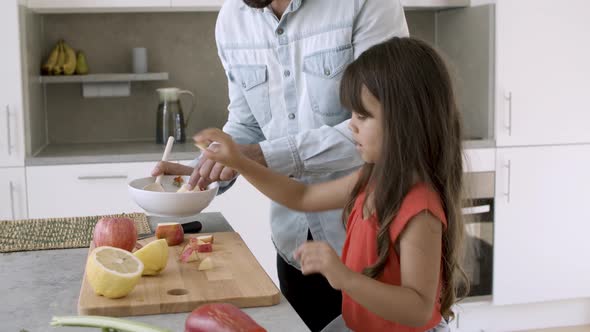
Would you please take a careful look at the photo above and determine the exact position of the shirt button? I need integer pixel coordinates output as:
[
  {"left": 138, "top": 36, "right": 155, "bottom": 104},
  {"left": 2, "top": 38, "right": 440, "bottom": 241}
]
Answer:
[
  {"left": 324, "top": 69, "right": 331, "bottom": 76},
  {"left": 241, "top": 82, "right": 246, "bottom": 88},
  {"left": 288, "top": 113, "right": 295, "bottom": 120},
  {"left": 277, "top": 28, "right": 284, "bottom": 35},
  {"left": 284, "top": 70, "right": 290, "bottom": 77}
]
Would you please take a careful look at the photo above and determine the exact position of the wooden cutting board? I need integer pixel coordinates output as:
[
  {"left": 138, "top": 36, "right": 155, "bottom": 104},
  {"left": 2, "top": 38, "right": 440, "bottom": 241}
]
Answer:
[{"left": 78, "top": 232, "right": 280, "bottom": 317}]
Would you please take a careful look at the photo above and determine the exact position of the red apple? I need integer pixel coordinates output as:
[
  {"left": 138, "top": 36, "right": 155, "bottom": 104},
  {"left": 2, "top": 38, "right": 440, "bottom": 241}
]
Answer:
[
  {"left": 185, "top": 303, "right": 266, "bottom": 332},
  {"left": 92, "top": 216, "right": 137, "bottom": 252},
  {"left": 156, "top": 223, "right": 184, "bottom": 246}
]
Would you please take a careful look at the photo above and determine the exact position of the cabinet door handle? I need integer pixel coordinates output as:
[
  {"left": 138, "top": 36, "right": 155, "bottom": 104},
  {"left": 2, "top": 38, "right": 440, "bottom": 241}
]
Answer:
[
  {"left": 9, "top": 180, "right": 15, "bottom": 220},
  {"left": 504, "top": 91, "right": 512, "bottom": 136},
  {"left": 5, "top": 105, "right": 12, "bottom": 156},
  {"left": 77, "top": 175, "right": 128, "bottom": 180},
  {"left": 503, "top": 160, "right": 512, "bottom": 203}
]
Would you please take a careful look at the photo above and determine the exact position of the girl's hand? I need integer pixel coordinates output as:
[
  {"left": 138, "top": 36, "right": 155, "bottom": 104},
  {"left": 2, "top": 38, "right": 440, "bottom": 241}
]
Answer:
[
  {"left": 193, "top": 128, "right": 246, "bottom": 170},
  {"left": 294, "top": 241, "right": 352, "bottom": 290}
]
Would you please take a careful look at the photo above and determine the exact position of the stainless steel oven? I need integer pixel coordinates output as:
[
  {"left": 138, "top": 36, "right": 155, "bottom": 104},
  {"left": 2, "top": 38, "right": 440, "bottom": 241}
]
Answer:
[{"left": 460, "top": 171, "right": 494, "bottom": 299}]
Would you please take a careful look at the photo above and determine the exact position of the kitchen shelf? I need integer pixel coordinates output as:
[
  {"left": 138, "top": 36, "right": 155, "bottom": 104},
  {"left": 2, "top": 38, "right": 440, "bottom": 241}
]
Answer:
[
  {"left": 39, "top": 72, "right": 168, "bottom": 84},
  {"left": 27, "top": 0, "right": 469, "bottom": 13},
  {"left": 402, "top": 0, "right": 470, "bottom": 10},
  {"left": 39, "top": 73, "right": 169, "bottom": 98}
]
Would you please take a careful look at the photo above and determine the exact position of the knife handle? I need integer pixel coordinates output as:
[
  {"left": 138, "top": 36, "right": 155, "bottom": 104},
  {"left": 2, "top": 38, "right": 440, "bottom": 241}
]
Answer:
[{"left": 182, "top": 220, "right": 202, "bottom": 234}]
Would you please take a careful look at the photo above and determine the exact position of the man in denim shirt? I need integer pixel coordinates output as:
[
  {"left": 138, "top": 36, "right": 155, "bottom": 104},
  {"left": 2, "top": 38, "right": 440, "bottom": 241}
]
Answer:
[{"left": 154, "top": 0, "right": 408, "bottom": 330}]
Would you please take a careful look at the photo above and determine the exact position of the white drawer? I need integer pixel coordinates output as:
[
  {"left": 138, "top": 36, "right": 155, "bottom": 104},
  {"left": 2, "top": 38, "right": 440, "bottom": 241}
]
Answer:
[
  {"left": 464, "top": 148, "right": 495, "bottom": 173},
  {"left": 27, "top": 162, "right": 154, "bottom": 218},
  {"left": 0, "top": 167, "right": 28, "bottom": 220}
]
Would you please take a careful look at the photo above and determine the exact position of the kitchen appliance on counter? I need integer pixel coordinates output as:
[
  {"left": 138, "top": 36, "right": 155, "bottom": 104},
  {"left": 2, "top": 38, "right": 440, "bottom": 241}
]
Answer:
[{"left": 156, "top": 87, "right": 195, "bottom": 144}]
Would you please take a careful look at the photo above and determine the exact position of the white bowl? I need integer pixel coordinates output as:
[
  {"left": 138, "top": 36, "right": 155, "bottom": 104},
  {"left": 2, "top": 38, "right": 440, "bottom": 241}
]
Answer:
[{"left": 128, "top": 176, "right": 219, "bottom": 217}]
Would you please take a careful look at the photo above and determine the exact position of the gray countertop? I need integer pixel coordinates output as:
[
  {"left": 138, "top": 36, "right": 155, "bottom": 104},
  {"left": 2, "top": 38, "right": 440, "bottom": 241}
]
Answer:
[
  {"left": 27, "top": 141, "right": 200, "bottom": 166},
  {"left": 26, "top": 139, "right": 496, "bottom": 166},
  {"left": 0, "top": 212, "right": 309, "bottom": 332}
]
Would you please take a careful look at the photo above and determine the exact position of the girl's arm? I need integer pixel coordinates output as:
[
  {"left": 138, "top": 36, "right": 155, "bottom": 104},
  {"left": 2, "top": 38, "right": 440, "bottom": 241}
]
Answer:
[
  {"left": 296, "top": 211, "right": 443, "bottom": 327},
  {"left": 195, "top": 128, "right": 360, "bottom": 212},
  {"left": 342, "top": 212, "right": 443, "bottom": 326}
]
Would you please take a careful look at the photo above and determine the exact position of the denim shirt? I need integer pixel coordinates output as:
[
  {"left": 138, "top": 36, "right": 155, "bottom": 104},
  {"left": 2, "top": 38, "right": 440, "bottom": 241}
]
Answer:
[{"left": 215, "top": 0, "right": 409, "bottom": 267}]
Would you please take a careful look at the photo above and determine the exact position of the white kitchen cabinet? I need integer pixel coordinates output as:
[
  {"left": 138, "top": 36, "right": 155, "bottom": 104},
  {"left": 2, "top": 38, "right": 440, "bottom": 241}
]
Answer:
[
  {"left": 495, "top": 0, "right": 590, "bottom": 146},
  {"left": 27, "top": 162, "right": 155, "bottom": 218},
  {"left": 27, "top": 0, "right": 171, "bottom": 13},
  {"left": 0, "top": 0, "right": 25, "bottom": 167},
  {"left": 493, "top": 145, "right": 590, "bottom": 305},
  {"left": 0, "top": 167, "right": 28, "bottom": 220}
]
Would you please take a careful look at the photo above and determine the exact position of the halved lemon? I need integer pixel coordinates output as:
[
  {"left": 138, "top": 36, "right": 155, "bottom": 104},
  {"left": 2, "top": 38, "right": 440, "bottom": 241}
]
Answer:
[
  {"left": 133, "top": 239, "right": 169, "bottom": 275},
  {"left": 86, "top": 246, "right": 144, "bottom": 299}
]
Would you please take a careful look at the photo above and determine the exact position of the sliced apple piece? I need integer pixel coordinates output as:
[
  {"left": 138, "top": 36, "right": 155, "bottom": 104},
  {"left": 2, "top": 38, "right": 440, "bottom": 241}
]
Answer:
[
  {"left": 198, "top": 257, "right": 213, "bottom": 271},
  {"left": 179, "top": 244, "right": 199, "bottom": 263},
  {"left": 156, "top": 223, "right": 184, "bottom": 246},
  {"left": 197, "top": 235, "right": 214, "bottom": 244},
  {"left": 196, "top": 242, "right": 212, "bottom": 253}
]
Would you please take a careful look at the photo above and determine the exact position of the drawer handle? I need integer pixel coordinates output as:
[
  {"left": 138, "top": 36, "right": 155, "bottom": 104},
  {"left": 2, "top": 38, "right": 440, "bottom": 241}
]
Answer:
[
  {"left": 9, "top": 180, "right": 15, "bottom": 220},
  {"left": 77, "top": 175, "right": 128, "bottom": 180},
  {"left": 504, "top": 91, "right": 512, "bottom": 136},
  {"left": 504, "top": 160, "right": 512, "bottom": 203},
  {"left": 5, "top": 105, "right": 12, "bottom": 156}
]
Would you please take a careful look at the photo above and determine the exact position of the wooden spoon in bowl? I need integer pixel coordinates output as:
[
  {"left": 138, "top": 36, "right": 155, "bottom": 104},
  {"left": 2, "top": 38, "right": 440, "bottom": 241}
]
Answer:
[{"left": 143, "top": 136, "right": 175, "bottom": 192}]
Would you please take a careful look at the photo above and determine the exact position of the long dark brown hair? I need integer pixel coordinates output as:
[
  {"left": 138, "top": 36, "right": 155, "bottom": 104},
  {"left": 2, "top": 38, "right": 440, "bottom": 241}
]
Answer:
[{"left": 340, "top": 37, "right": 468, "bottom": 321}]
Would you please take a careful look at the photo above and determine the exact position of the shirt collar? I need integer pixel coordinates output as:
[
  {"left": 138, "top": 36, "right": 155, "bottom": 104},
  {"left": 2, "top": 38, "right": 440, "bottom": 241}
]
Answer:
[{"left": 239, "top": 0, "right": 304, "bottom": 13}]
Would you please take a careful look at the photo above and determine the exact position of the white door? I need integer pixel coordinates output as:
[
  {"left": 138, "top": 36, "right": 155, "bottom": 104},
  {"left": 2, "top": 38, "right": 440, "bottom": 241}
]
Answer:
[
  {"left": 27, "top": 162, "right": 154, "bottom": 218},
  {"left": 0, "top": 167, "right": 27, "bottom": 220},
  {"left": 0, "top": 0, "right": 25, "bottom": 167},
  {"left": 495, "top": 0, "right": 590, "bottom": 146},
  {"left": 493, "top": 145, "right": 590, "bottom": 305}
]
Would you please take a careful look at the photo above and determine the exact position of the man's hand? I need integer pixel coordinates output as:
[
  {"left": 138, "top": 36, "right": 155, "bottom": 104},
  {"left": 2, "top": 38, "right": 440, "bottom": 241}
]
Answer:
[{"left": 187, "top": 129, "right": 268, "bottom": 190}]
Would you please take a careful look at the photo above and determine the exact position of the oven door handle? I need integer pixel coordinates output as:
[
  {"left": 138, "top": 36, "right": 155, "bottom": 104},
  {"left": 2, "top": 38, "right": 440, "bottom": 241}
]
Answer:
[{"left": 461, "top": 204, "right": 491, "bottom": 216}]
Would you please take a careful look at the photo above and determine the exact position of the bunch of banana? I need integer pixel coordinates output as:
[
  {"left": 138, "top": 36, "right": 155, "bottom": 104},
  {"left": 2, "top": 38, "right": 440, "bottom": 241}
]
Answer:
[{"left": 41, "top": 40, "right": 89, "bottom": 76}]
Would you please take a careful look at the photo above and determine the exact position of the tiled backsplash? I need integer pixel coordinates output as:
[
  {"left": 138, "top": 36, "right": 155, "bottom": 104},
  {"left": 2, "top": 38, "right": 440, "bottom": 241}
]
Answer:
[{"left": 23, "top": 10, "right": 435, "bottom": 150}]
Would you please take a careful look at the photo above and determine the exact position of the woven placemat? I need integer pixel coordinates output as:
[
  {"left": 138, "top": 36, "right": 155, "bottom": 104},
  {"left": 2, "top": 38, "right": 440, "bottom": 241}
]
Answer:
[{"left": 0, "top": 213, "right": 151, "bottom": 253}]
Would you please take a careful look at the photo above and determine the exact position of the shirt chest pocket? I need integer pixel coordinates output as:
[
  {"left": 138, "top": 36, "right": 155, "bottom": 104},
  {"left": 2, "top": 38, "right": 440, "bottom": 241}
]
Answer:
[
  {"left": 229, "top": 65, "right": 272, "bottom": 128},
  {"left": 303, "top": 45, "right": 353, "bottom": 125}
]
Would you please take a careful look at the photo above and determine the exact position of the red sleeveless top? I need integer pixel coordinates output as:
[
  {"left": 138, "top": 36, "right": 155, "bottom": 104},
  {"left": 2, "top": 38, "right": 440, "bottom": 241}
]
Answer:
[{"left": 341, "top": 183, "right": 447, "bottom": 331}]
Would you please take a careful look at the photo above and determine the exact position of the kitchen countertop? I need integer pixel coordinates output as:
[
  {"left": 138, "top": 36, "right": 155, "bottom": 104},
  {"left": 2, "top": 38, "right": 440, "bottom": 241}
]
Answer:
[
  {"left": 26, "top": 139, "right": 496, "bottom": 166},
  {"left": 27, "top": 141, "right": 200, "bottom": 166},
  {"left": 0, "top": 212, "right": 309, "bottom": 332}
]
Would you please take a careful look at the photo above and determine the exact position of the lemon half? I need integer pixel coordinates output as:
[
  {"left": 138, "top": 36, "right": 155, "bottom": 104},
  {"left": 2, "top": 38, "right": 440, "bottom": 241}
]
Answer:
[
  {"left": 86, "top": 246, "right": 144, "bottom": 299},
  {"left": 133, "top": 239, "right": 169, "bottom": 275}
]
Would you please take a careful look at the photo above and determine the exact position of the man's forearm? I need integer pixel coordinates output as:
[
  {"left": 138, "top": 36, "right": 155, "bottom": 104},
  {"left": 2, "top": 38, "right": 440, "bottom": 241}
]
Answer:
[
  {"left": 259, "top": 121, "right": 363, "bottom": 178},
  {"left": 238, "top": 144, "right": 268, "bottom": 168}
]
